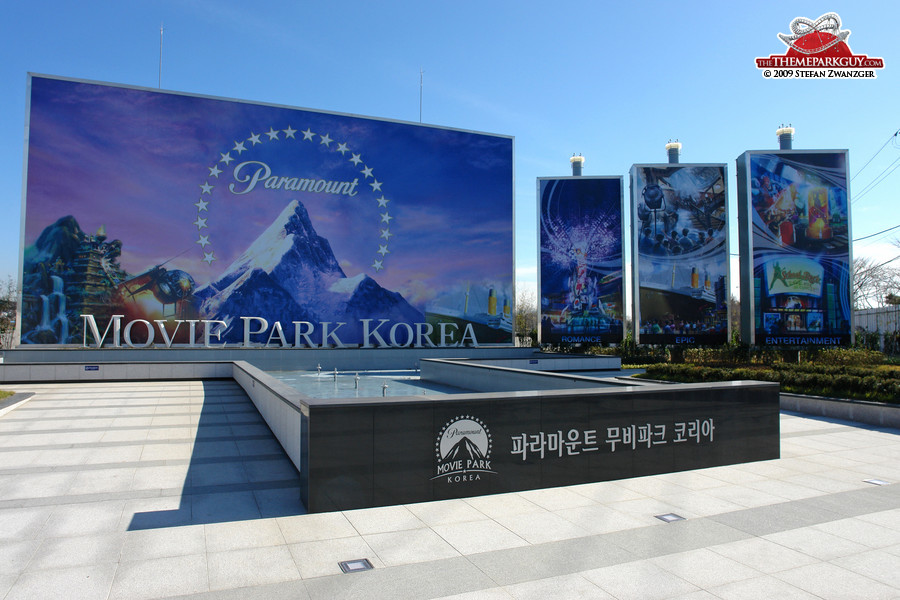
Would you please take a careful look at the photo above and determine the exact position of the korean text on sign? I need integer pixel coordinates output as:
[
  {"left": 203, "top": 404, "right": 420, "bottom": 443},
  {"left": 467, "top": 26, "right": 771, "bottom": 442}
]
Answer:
[{"left": 511, "top": 429, "right": 598, "bottom": 460}]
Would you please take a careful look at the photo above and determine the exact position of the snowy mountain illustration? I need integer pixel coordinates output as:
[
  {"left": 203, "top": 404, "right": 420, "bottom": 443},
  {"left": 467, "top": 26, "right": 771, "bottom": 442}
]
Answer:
[
  {"left": 24, "top": 215, "right": 84, "bottom": 267},
  {"left": 197, "top": 200, "right": 423, "bottom": 344},
  {"left": 443, "top": 437, "right": 486, "bottom": 462}
]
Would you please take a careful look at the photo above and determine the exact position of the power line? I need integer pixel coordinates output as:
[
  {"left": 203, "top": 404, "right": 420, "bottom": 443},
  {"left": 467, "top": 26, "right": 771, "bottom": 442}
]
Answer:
[
  {"left": 856, "top": 153, "right": 900, "bottom": 196},
  {"left": 871, "top": 254, "right": 900, "bottom": 270},
  {"left": 852, "top": 154, "right": 900, "bottom": 204},
  {"left": 851, "top": 128, "right": 900, "bottom": 182},
  {"left": 854, "top": 224, "right": 900, "bottom": 242}
]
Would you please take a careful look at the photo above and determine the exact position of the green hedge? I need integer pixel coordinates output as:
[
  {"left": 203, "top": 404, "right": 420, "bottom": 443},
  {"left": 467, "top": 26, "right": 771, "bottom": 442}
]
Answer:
[
  {"left": 679, "top": 346, "right": 887, "bottom": 367},
  {"left": 637, "top": 363, "right": 900, "bottom": 404},
  {"left": 768, "top": 363, "right": 900, "bottom": 380}
]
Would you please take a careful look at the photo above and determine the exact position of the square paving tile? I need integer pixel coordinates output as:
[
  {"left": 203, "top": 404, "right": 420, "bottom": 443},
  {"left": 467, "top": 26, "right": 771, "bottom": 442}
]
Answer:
[
  {"left": 41, "top": 500, "right": 126, "bottom": 538},
  {"left": 207, "top": 546, "right": 300, "bottom": 590},
  {"left": 27, "top": 532, "right": 124, "bottom": 571},
  {"left": 68, "top": 468, "right": 136, "bottom": 495},
  {"left": 708, "top": 574, "right": 821, "bottom": 600},
  {"left": 363, "top": 528, "right": 461, "bottom": 566},
  {"left": 0, "top": 540, "right": 41, "bottom": 575},
  {"left": 505, "top": 574, "right": 613, "bottom": 599},
  {"left": 3, "top": 472, "right": 78, "bottom": 500},
  {"left": 433, "top": 519, "right": 529, "bottom": 555},
  {"left": 553, "top": 504, "right": 651, "bottom": 535},
  {"left": 110, "top": 554, "right": 208, "bottom": 600},
  {"left": 582, "top": 560, "right": 700, "bottom": 600},
  {"left": 120, "top": 524, "right": 206, "bottom": 561},
  {"left": 0, "top": 506, "right": 52, "bottom": 541},
  {"left": 567, "top": 481, "right": 647, "bottom": 504},
  {"left": 493, "top": 510, "right": 589, "bottom": 545},
  {"left": 288, "top": 536, "right": 384, "bottom": 579},
  {"left": 277, "top": 512, "right": 359, "bottom": 544},
  {"left": 406, "top": 498, "right": 489, "bottom": 526},
  {"left": 517, "top": 487, "right": 597, "bottom": 511},
  {"left": 190, "top": 462, "right": 249, "bottom": 487},
  {"left": 708, "top": 537, "right": 817, "bottom": 573},
  {"left": 204, "top": 518, "right": 285, "bottom": 552},
  {"left": 342, "top": 505, "right": 427, "bottom": 535},
  {"left": 650, "top": 548, "right": 762, "bottom": 589},
  {"left": 763, "top": 526, "right": 870, "bottom": 560},
  {"left": 130, "top": 465, "right": 189, "bottom": 491},
  {"left": 774, "top": 562, "right": 898, "bottom": 600},
  {"left": 462, "top": 492, "right": 544, "bottom": 519},
  {"left": 832, "top": 549, "right": 900, "bottom": 588},
  {"left": 6, "top": 564, "right": 117, "bottom": 600},
  {"left": 121, "top": 496, "right": 193, "bottom": 530},
  {"left": 243, "top": 459, "right": 299, "bottom": 483},
  {"left": 812, "top": 517, "right": 900, "bottom": 548},
  {"left": 432, "top": 588, "right": 512, "bottom": 600},
  {"left": 254, "top": 487, "right": 305, "bottom": 518},
  {"left": 191, "top": 491, "right": 261, "bottom": 524}
]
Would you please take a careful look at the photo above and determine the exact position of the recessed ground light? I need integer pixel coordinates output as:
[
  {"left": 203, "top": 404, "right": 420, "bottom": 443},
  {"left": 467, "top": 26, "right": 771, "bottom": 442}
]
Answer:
[
  {"left": 339, "top": 558, "right": 374, "bottom": 573},
  {"left": 655, "top": 513, "right": 685, "bottom": 523},
  {"left": 863, "top": 479, "right": 890, "bottom": 486}
]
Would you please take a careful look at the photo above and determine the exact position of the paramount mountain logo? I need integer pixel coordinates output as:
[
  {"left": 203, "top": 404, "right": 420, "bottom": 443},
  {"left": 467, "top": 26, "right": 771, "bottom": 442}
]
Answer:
[
  {"left": 433, "top": 416, "right": 496, "bottom": 483},
  {"left": 195, "top": 123, "right": 395, "bottom": 273},
  {"left": 756, "top": 13, "right": 885, "bottom": 79}
]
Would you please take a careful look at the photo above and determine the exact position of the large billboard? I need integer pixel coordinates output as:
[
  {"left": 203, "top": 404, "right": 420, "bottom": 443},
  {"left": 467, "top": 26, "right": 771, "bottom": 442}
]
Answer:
[
  {"left": 538, "top": 177, "right": 624, "bottom": 345},
  {"left": 631, "top": 164, "right": 729, "bottom": 345},
  {"left": 736, "top": 150, "right": 851, "bottom": 346},
  {"left": 19, "top": 75, "right": 514, "bottom": 348}
]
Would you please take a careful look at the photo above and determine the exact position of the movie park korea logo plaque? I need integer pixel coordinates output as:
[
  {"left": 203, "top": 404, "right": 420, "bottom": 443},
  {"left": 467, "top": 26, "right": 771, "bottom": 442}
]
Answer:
[
  {"left": 756, "top": 13, "right": 884, "bottom": 79},
  {"left": 432, "top": 416, "right": 496, "bottom": 484}
]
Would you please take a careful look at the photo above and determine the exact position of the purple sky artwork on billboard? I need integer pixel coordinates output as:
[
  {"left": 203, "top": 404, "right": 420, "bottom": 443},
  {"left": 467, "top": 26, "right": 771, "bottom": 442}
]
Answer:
[
  {"left": 20, "top": 75, "right": 514, "bottom": 347},
  {"left": 538, "top": 177, "right": 624, "bottom": 345},
  {"left": 745, "top": 151, "right": 851, "bottom": 346}
]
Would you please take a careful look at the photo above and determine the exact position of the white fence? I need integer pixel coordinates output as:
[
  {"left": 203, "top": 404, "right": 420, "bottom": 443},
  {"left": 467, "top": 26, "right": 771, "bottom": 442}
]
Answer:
[
  {"left": 854, "top": 306, "right": 900, "bottom": 353},
  {"left": 854, "top": 306, "right": 900, "bottom": 333}
]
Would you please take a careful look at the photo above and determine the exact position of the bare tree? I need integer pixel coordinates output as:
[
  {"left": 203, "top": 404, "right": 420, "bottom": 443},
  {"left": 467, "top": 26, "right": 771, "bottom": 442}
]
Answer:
[
  {"left": 0, "top": 276, "right": 17, "bottom": 349},
  {"left": 853, "top": 255, "right": 900, "bottom": 309},
  {"left": 515, "top": 286, "right": 538, "bottom": 345}
]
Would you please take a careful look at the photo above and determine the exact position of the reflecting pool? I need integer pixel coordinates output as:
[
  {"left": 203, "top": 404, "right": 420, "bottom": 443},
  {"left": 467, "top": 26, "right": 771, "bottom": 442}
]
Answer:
[{"left": 268, "top": 369, "right": 472, "bottom": 399}]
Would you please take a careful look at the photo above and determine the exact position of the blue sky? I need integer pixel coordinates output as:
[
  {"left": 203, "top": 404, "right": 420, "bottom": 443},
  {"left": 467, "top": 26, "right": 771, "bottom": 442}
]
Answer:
[{"left": 2, "top": 1, "right": 897, "bottom": 305}]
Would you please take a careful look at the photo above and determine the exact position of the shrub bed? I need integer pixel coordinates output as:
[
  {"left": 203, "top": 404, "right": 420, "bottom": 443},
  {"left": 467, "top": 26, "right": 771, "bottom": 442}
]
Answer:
[{"left": 636, "top": 363, "right": 900, "bottom": 404}]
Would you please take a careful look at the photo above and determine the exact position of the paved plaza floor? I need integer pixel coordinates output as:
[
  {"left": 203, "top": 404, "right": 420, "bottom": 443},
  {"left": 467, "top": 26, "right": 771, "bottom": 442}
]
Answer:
[{"left": 0, "top": 380, "right": 898, "bottom": 599}]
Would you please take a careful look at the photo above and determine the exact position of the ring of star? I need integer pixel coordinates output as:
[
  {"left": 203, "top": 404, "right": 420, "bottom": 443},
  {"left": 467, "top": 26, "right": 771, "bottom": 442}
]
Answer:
[{"left": 196, "top": 125, "right": 395, "bottom": 272}]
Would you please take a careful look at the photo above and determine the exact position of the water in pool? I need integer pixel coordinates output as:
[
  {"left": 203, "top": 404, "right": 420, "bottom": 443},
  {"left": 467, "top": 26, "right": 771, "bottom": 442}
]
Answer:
[{"left": 268, "top": 369, "right": 472, "bottom": 399}]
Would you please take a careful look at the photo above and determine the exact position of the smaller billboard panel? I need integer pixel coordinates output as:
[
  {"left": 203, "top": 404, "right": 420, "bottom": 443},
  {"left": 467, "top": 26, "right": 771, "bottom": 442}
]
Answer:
[
  {"left": 763, "top": 257, "right": 824, "bottom": 297},
  {"left": 538, "top": 177, "right": 624, "bottom": 345},
  {"left": 737, "top": 150, "right": 851, "bottom": 346},
  {"left": 631, "top": 164, "right": 729, "bottom": 345}
]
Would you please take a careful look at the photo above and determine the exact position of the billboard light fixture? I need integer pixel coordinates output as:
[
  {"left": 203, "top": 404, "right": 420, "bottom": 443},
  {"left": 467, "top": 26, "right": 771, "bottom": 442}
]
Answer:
[
  {"left": 339, "top": 558, "right": 374, "bottom": 573},
  {"left": 863, "top": 478, "right": 890, "bottom": 486},
  {"left": 655, "top": 513, "right": 685, "bottom": 523}
]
